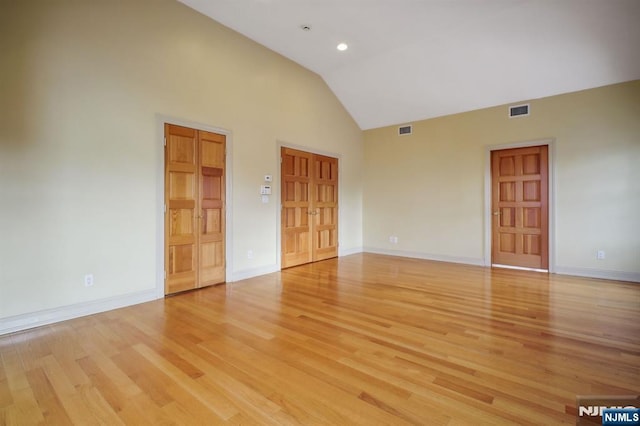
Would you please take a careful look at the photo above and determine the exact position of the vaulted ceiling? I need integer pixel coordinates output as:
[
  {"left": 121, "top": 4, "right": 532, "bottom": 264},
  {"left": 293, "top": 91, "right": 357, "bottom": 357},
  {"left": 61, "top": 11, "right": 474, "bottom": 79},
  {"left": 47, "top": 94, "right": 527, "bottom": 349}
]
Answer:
[{"left": 178, "top": 0, "right": 640, "bottom": 130}]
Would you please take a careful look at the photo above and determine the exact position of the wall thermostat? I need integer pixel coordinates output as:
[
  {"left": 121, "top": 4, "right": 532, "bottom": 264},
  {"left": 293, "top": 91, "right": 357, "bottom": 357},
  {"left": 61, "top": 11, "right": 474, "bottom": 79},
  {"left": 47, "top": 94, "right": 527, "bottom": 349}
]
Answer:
[{"left": 260, "top": 185, "right": 272, "bottom": 195}]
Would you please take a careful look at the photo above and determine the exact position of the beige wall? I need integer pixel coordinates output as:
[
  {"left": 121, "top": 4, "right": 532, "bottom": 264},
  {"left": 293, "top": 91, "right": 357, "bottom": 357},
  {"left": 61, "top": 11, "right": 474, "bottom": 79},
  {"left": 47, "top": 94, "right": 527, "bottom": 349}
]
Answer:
[
  {"left": 0, "top": 0, "right": 363, "bottom": 323},
  {"left": 364, "top": 81, "right": 640, "bottom": 280}
]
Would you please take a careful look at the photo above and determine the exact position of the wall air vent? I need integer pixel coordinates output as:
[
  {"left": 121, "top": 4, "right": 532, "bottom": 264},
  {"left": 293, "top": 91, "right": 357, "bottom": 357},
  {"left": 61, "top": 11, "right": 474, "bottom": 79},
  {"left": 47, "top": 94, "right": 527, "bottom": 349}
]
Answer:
[
  {"left": 398, "top": 125, "right": 412, "bottom": 135},
  {"left": 509, "top": 104, "right": 530, "bottom": 118}
]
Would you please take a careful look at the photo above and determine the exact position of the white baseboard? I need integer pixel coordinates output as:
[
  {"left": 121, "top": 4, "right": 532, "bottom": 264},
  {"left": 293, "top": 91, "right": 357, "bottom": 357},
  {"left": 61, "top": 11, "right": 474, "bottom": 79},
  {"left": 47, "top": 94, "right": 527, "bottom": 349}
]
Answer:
[
  {"left": 363, "top": 247, "right": 486, "bottom": 266},
  {"left": 231, "top": 264, "right": 280, "bottom": 282},
  {"left": 554, "top": 266, "right": 640, "bottom": 283},
  {"left": 0, "top": 289, "right": 159, "bottom": 336},
  {"left": 339, "top": 246, "right": 363, "bottom": 257},
  {"left": 364, "top": 248, "right": 639, "bottom": 283}
]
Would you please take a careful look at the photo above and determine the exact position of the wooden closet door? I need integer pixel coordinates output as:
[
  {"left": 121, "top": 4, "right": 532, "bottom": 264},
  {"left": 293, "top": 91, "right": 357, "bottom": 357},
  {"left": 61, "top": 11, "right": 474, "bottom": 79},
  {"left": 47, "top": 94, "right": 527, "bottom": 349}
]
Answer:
[
  {"left": 198, "top": 130, "right": 226, "bottom": 287},
  {"left": 312, "top": 154, "right": 338, "bottom": 262},
  {"left": 165, "top": 124, "right": 198, "bottom": 294},
  {"left": 281, "top": 147, "right": 338, "bottom": 268},
  {"left": 491, "top": 145, "right": 548, "bottom": 269},
  {"left": 165, "top": 124, "right": 226, "bottom": 295},
  {"left": 281, "top": 148, "right": 313, "bottom": 268}
]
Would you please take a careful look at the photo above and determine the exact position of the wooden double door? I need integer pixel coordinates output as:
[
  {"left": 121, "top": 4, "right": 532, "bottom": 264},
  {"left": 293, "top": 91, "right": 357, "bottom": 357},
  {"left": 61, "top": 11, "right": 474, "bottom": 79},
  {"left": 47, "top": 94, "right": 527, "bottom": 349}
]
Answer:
[
  {"left": 491, "top": 145, "right": 548, "bottom": 270},
  {"left": 164, "top": 124, "right": 226, "bottom": 295},
  {"left": 281, "top": 147, "right": 339, "bottom": 268}
]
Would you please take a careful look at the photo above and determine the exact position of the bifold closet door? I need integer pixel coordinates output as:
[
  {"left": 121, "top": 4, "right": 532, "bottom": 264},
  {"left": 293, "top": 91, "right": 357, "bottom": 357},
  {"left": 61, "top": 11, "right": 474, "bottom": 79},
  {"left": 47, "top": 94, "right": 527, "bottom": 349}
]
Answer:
[
  {"left": 165, "top": 124, "right": 225, "bottom": 295},
  {"left": 281, "top": 147, "right": 338, "bottom": 269}
]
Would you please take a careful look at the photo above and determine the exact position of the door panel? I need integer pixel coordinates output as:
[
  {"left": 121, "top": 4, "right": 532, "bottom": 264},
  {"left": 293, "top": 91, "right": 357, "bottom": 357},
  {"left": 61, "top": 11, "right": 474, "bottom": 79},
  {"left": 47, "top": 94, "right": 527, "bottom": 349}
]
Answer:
[
  {"left": 281, "top": 148, "right": 338, "bottom": 268},
  {"left": 281, "top": 148, "right": 313, "bottom": 268},
  {"left": 491, "top": 145, "right": 548, "bottom": 269},
  {"left": 165, "top": 124, "right": 225, "bottom": 295},
  {"left": 312, "top": 154, "right": 338, "bottom": 262},
  {"left": 165, "top": 124, "right": 198, "bottom": 293},
  {"left": 199, "top": 165, "right": 225, "bottom": 286},
  {"left": 197, "top": 131, "right": 226, "bottom": 288}
]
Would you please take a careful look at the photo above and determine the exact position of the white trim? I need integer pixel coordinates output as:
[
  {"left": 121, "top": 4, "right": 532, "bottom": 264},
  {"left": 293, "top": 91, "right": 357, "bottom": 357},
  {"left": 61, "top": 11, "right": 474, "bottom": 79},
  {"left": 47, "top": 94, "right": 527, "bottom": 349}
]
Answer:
[
  {"left": 492, "top": 264, "right": 548, "bottom": 273},
  {"left": 362, "top": 249, "right": 639, "bottom": 283},
  {"left": 554, "top": 267, "right": 640, "bottom": 283},
  {"left": 0, "top": 290, "right": 157, "bottom": 336},
  {"left": 232, "top": 264, "right": 280, "bottom": 282},
  {"left": 277, "top": 141, "right": 343, "bottom": 160},
  {"left": 484, "top": 139, "right": 556, "bottom": 272},
  {"left": 155, "top": 115, "right": 234, "bottom": 295},
  {"left": 339, "top": 246, "right": 363, "bottom": 257},
  {"left": 276, "top": 141, "right": 343, "bottom": 270},
  {"left": 364, "top": 247, "right": 485, "bottom": 266}
]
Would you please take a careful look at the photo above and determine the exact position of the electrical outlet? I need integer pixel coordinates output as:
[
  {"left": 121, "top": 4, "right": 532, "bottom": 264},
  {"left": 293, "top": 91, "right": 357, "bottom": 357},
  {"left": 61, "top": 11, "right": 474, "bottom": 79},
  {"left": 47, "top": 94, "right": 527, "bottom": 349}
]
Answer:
[
  {"left": 247, "top": 250, "right": 254, "bottom": 259},
  {"left": 596, "top": 250, "right": 605, "bottom": 260},
  {"left": 84, "top": 274, "right": 94, "bottom": 287},
  {"left": 389, "top": 236, "right": 398, "bottom": 244}
]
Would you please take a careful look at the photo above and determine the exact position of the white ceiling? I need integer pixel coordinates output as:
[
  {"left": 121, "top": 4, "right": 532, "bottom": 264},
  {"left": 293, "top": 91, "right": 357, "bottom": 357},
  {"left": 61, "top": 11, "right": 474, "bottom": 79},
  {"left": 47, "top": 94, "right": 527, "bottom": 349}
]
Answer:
[{"left": 178, "top": 0, "right": 640, "bottom": 130}]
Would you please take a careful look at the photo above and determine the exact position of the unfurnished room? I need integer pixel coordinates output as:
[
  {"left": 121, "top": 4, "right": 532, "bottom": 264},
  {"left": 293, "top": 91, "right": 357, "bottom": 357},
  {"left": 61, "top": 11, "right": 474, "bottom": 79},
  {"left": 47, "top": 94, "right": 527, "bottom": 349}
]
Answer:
[{"left": 1, "top": 0, "right": 639, "bottom": 424}]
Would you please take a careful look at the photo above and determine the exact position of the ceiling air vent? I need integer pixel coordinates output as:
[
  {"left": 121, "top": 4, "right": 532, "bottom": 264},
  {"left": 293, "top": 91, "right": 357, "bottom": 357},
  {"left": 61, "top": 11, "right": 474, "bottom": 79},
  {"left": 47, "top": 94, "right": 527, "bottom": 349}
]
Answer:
[
  {"left": 398, "top": 124, "right": 412, "bottom": 135},
  {"left": 509, "top": 104, "right": 530, "bottom": 118}
]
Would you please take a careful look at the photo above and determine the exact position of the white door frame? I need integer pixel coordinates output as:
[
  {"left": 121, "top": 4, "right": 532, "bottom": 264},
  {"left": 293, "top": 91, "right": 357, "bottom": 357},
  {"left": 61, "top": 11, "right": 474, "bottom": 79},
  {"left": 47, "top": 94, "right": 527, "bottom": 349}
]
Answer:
[
  {"left": 483, "top": 138, "right": 556, "bottom": 272},
  {"left": 156, "top": 114, "right": 233, "bottom": 298}
]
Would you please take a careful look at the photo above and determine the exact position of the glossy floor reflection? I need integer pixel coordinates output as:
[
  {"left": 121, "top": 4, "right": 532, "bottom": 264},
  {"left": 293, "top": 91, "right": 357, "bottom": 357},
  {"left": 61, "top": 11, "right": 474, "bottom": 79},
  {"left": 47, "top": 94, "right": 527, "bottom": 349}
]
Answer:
[{"left": 1, "top": 254, "right": 638, "bottom": 424}]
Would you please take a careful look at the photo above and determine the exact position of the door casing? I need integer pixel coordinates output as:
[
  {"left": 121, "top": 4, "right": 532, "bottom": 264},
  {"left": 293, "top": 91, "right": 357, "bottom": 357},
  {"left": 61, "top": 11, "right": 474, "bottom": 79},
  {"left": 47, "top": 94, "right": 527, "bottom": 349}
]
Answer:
[{"left": 484, "top": 139, "right": 555, "bottom": 272}]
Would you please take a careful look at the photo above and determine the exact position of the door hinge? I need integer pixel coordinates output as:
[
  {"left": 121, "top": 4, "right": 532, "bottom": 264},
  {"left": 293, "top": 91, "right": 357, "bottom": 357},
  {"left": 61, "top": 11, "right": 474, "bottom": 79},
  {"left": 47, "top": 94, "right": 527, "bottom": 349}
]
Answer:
[
  {"left": 164, "top": 270, "right": 167, "bottom": 280},
  {"left": 164, "top": 137, "right": 166, "bottom": 147},
  {"left": 164, "top": 204, "right": 166, "bottom": 214},
  {"left": 280, "top": 157, "right": 282, "bottom": 164}
]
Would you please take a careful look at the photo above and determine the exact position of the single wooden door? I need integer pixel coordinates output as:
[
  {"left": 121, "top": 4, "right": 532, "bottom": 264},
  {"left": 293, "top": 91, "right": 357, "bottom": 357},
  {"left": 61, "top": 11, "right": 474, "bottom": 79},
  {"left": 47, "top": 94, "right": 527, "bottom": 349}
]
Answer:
[
  {"left": 491, "top": 145, "right": 548, "bottom": 269},
  {"left": 165, "top": 124, "right": 225, "bottom": 294},
  {"left": 281, "top": 147, "right": 338, "bottom": 268}
]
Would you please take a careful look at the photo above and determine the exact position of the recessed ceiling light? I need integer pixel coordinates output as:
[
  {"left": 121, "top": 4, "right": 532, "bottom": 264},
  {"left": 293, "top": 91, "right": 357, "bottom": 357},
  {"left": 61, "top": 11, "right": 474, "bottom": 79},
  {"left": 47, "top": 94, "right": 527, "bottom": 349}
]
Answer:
[
  {"left": 337, "top": 43, "right": 348, "bottom": 51},
  {"left": 300, "top": 24, "right": 312, "bottom": 31}
]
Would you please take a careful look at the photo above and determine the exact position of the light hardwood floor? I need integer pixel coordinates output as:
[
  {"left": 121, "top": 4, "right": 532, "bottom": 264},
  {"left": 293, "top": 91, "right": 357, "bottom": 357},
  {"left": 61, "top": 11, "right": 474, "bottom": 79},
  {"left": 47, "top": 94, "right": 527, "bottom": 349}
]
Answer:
[{"left": 1, "top": 253, "right": 639, "bottom": 425}]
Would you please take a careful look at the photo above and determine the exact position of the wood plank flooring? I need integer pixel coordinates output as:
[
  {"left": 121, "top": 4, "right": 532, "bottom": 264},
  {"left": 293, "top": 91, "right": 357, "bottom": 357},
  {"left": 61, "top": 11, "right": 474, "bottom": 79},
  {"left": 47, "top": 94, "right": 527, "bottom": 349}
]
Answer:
[{"left": 1, "top": 253, "right": 639, "bottom": 424}]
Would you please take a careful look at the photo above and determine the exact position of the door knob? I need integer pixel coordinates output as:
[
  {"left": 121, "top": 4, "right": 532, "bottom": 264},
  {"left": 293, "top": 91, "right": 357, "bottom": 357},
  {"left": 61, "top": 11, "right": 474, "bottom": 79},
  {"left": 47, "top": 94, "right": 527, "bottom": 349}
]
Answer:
[{"left": 493, "top": 211, "right": 501, "bottom": 216}]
